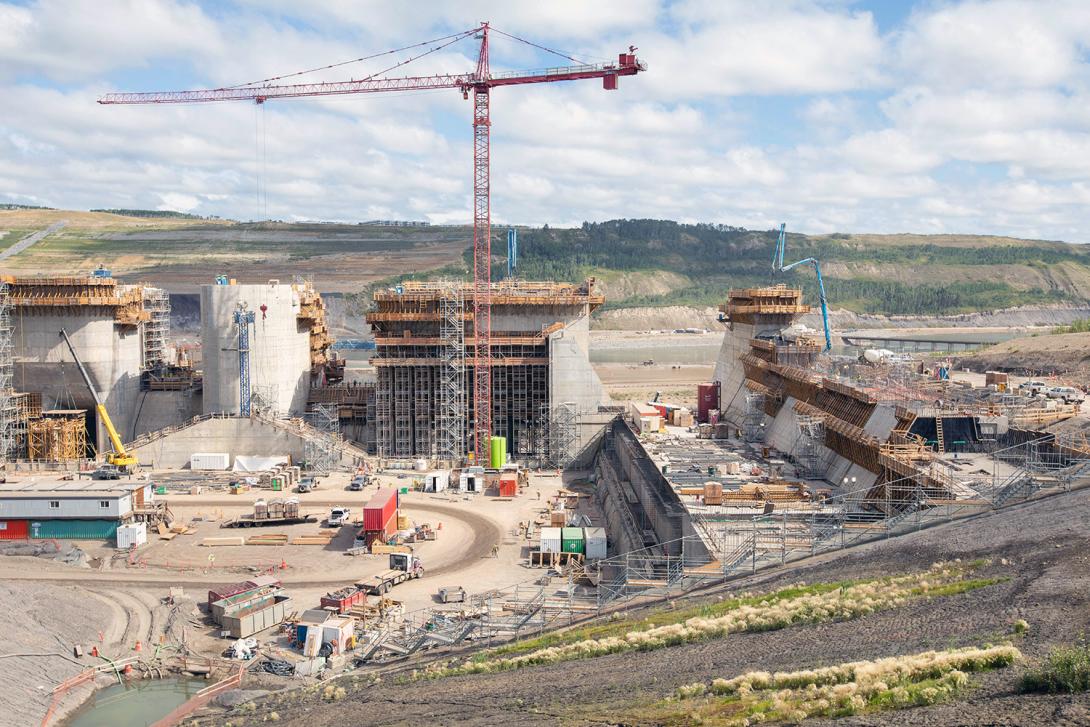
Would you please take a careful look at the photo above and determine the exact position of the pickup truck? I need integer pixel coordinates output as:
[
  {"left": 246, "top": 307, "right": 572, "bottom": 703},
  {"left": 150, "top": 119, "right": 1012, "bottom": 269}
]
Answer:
[
  {"left": 297, "top": 477, "right": 317, "bottom": 493},
  {"left": 327, "top": 507, "right": 351, "bottom": 527}
]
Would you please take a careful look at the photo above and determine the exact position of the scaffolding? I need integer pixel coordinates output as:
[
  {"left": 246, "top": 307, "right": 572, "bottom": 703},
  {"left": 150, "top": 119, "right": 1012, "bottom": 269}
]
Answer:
[
  {"left": 251, "top": 384, "right": 281, "bottom": 419},
  {"left": 142, "top": 287, "right": 169, "bottom": 369},
  {"left": 0, "top": 281, "right": 13, "bottom": 463},
  {"left": 743, "top": 393, "right": 765, "bottom": 442},
  {"left": 546, "top": 401, "right": 578, "bottom": 468},
  {"left": 794, "top": 414, "right": 826, "bottom": 478},
  {"left": 303, "top": 403, "right": 341, "bottom": 475},
  {"left": 437, "top": 287, "right": 465, "bottom": 461}
]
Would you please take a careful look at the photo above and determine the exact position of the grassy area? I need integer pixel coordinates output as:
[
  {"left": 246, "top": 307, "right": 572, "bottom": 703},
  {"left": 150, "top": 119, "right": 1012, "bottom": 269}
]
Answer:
[
  {"left": 1021, "top": 640, "right": 1090, "bottom": 693},
  {"left": 416, "top": 562, "right": 1004, "bottom": 680},
  {"left": 635, "top": 644, "right": 1021, "bottom": 726},
  {"left": 1052, "top": 319, "right": 1090, "bottom": 334}
]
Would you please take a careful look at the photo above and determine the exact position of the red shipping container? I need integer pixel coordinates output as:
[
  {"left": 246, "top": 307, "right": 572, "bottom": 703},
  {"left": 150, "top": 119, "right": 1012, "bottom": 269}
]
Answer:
[
  {"left": 0, "top": 519, "right": 28, "bottom": 540},
  {"left": 320, "top": 587, "right": 367, "bottom": 614},
  {"left": 697, "top": 382, "right": 720, "bottom": 423},
  {"left": 363, "top": 488, "right": 398, "bottom": 532},
  {"left": 498, "top": 476, "right": 517, "bottom": 498},
  {"left": 652, "top": 404, "right": 668, "bottom": 419}
]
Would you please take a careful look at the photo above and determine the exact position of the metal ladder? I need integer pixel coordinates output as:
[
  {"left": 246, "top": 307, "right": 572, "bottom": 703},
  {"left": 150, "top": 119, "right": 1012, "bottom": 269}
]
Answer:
[{"left": 934, "top": 417, "right": 945, "bottom": 453}]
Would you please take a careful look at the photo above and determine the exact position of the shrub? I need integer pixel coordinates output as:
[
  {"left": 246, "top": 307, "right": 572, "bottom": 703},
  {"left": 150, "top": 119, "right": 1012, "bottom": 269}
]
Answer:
[
  {"left": 1012, "top": 619, "right": 1030, "bottom": 635},
  {"left": 1021, "top": 642, "right": 1090, "bottom": 693}
]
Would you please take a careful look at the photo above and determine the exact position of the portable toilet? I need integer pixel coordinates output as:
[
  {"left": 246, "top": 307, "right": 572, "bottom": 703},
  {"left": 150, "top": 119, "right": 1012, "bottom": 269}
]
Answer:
[{"left": 425, "top": 470, "right": 450, "bottom": 493}]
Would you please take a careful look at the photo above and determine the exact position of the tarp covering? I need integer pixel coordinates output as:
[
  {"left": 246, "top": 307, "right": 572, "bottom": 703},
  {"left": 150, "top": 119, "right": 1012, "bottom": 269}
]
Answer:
[{"left": 233, "top": 455, "right": 289, "bottom": 472}]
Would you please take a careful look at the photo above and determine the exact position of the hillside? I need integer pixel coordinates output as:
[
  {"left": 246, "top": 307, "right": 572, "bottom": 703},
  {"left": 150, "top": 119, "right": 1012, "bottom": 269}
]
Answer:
[
  {"left": 194, "top": 485, "right": 1090, "bottom": 726},
  {"left": 5, "top": 211, "right": 1090, "bottom": 318}
]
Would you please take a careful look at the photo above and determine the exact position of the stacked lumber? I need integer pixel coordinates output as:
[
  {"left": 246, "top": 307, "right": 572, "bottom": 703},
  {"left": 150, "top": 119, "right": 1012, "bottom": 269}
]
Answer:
[
  {"left": 291, "top": 531, "right": 336, "bottom": 545},
  {"left": 247, "top": 533, "right": 289, "bottom": 545},
  {"left": 201, "top": 536, "right": 246, "bottom": 547}
]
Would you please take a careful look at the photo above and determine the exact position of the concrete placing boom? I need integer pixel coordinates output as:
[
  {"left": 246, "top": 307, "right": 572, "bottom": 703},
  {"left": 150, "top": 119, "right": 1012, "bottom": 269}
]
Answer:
[
  {"left": 772, "top": 223, "right": 833, "bottom": 352},
  {"left": 58, "top": 329, "right": 138, "bottom": 471},
  {"left": 98, "top": 23, "right": 646, "bottom": 465}
]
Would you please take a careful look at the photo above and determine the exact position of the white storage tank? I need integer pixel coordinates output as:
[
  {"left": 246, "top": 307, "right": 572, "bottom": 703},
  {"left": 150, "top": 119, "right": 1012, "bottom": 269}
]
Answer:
[
  {"left": 116, "top": 522, "right": 147, "bottom": 549},
  {"left": 540, "top": 527, "right": 562, "bottom": 554},
  {"left": 584, "top": 527, "right": 607, "bottom": 560},
  {"left": 191, "top": 452, "right": 231, "bottom": 471}
]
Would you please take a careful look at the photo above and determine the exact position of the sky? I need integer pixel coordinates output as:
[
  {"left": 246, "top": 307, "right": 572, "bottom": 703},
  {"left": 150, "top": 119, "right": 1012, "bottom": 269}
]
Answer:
[{"left": 2, "top": 0, "right": 1090, "bottom": 241}]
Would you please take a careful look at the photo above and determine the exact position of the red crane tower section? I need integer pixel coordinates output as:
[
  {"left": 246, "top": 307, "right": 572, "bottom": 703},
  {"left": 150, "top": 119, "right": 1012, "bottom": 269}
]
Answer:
[{"left": 99, "top": 23, "right": 646, "bottom": 464}]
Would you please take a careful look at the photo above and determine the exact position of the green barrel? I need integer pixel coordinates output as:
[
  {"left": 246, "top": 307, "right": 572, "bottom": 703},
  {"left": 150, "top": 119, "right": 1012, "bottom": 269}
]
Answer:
[
  {"left": 490, "top": 436, "right": 507, "bottom": 469},
  {"left": 561, "top": 527, "right": 585, "bottom": 554}
]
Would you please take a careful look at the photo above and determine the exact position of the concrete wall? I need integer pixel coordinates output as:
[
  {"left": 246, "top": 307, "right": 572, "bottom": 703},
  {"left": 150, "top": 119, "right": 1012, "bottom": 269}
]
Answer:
[
  {"left": 13, "top": 309, "right": 144, "bottom": 455},
  {"left": 130, "top": 417, "right": 308, "bottom": 469},
  {"left": 711, "top": 320, "right": 782, "bottom": 427},
  {"left": 129, "top": 390, "right": 203, "bottom": 441},
  {"left": 549, "top": 313, "right": 608, "bottom": 417},
  {"left": 201, "top": 284, "right": 312, "bottom": 417}
]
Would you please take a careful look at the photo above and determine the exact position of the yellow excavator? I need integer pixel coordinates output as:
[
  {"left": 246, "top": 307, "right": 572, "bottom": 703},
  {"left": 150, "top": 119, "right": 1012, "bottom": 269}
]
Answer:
[{"left": 59, "top": 329, "right": 138, "bottom": 472}]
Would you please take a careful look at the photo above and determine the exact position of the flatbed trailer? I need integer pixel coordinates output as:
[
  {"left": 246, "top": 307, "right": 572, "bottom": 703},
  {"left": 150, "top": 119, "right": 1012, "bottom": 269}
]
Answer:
[
  {"left": 363, "top": 552, "right": 424, "bottom": 595},
  {"left": 223, "top": 514, "right": 318, "bottom": 528}
]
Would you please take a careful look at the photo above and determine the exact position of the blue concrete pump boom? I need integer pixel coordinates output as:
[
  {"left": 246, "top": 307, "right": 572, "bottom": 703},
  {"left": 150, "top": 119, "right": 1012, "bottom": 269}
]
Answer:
[
  {"left": 771, "top": 223, "right": 832, "bottom": 352},
  {"left": 506, "top": 228, "right": 517, "bottom": 278}
]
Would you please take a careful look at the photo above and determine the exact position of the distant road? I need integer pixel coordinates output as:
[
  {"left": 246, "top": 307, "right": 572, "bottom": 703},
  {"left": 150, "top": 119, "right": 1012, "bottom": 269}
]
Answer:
[{"left": 0, "top": 220, "right": 66, "bottom": 261}]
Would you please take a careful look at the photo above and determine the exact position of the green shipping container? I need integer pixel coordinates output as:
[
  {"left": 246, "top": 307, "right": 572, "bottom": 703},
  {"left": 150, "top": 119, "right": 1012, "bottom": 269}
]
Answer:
[
  {"left": 561, "top": 527, "right": 585, "bottom": 554},
  {"left": 30, "top": 519, "right": 120, "bottom": 540},
  {"left": 155, "top": 486, "right": 167, "bottom": 495}
]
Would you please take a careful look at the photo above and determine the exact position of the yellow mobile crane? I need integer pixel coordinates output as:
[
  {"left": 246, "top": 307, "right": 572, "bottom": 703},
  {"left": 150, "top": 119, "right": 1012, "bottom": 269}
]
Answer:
[{"left": 59, "top": 329, "right": 138, "bottom": 472}]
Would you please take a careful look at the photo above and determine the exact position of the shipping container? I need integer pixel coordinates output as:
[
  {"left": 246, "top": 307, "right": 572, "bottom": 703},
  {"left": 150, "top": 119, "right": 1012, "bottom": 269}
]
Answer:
[
  {"left": 584, "top": 527, "right": 607, "bottom": 560},
  {"left": 425, "top": 470, "right": 449, "bottom": 493},
  {"left": 0, "top": 519, "right": 28, "bottom": 540},
  {"left": 561, "top": 527, "right": 585, "bottom": 554},
  {"left": 363, "top": 488, "right": 398, "bottom": 532},
  {"left": 540, "top": 527, "right": 562, "bottom": 554},
  {"left": 208, "top": 581, "right": 257, "bottom": 608},
  {"left": 212, "top": 586, "right": 282, "bottom": 623},
  {"left": 190, "top": 452, "right": 231, "bottom": 471},
  {"left": 697, "top": 383, "right": 720, "bottom": 423},
  {"left": 29, "top": 519, "right": 119, "bottom": 540},
  {"left": 320, "top": 587, "right": 366, "bottom": 614},
  {"left": 221, "top": 595, "right": 291, "bottom": 639}
]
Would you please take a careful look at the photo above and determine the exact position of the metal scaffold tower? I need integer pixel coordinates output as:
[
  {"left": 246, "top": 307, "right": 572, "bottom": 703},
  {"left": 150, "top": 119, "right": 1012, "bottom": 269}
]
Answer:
[
  {"left": 546, "top": 401, "right": 578, "bottom": 468},
  {"left": 743, "top": 393, "right": 765, "bottom": 442},
  {"left": 251, "top": 384, "right": 280, "bottom": 419},
  {"left": 304, "top": 403, "right": 341, "bottom": 475},
  {"left": 142, "top": 287, "right": 169, "bottom": 369},
  {"left": 438, "top": 286, "right": 466, "bottom": 462},
  {"left": 794, "top": 414, "right": 826, "bottom": 478},
  {"left": 0, "top": 281, "right": 13, "bottom": 463},
  {"left": 233, "top": 305, "right": 256, "bottom": 417}
]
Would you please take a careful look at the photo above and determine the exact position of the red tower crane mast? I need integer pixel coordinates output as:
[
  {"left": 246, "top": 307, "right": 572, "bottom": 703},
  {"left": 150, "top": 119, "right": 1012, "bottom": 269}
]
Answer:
[{"left": 99, "top": 23, "right": 646, "bottom": 464}]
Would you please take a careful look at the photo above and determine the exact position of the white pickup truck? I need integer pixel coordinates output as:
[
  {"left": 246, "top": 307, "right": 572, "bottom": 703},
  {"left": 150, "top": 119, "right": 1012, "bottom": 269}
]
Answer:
[{"left": 327, "top": 507, "right": 351, "bottom": 527}]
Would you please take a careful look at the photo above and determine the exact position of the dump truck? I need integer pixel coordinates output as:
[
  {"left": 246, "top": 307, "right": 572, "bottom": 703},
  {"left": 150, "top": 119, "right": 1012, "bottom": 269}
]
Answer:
[{"left": 363, "top": 552, "right": 424, "bottom": 595}]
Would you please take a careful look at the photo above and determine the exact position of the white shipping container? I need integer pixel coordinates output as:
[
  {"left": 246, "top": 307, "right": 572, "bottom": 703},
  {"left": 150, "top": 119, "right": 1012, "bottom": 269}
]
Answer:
[
  {"left": 116, "top": 522, "right": 147, "bottom": 549},
  {"left": 191, "top": 452, "right": 231, "bottom": 471},
  {"left": 584, "top": 527, "right": 607, "bottom": 560},
  {"left": 540, "top": 527, "right": 562, "bottom": 554}
]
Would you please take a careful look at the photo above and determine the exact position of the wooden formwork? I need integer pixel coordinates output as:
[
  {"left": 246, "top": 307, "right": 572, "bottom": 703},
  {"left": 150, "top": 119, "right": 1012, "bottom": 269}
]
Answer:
[{"left": 27, "top": 413, "right": 87, "bottom": 461}]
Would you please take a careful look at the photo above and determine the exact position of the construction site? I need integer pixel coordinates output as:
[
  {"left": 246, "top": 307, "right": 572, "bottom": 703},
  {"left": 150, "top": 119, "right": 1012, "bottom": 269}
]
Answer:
[{"left": 5, "top": 17, "right": 1090, "bottom": 727}]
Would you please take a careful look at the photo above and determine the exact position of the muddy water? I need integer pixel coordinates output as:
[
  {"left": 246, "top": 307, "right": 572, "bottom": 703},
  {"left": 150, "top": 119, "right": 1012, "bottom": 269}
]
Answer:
[{"left": 63, "top": 678, "right": 207, "bottom": 727}]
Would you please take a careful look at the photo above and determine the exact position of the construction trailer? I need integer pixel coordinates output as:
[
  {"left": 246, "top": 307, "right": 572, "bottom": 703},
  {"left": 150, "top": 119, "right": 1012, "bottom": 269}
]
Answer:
[{"left": 366, "top": 280, "right": 608, "bottom": 465}]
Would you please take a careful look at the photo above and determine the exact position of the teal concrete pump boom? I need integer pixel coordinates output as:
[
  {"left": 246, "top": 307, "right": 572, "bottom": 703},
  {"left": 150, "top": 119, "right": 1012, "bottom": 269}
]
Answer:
[{"left": 771, "top": 223, "right": 832, "bottom": 352}]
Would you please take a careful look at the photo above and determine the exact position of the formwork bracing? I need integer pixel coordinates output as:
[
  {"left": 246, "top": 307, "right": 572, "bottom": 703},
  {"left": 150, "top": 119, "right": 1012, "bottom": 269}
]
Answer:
[
  {"left": 367, "top": 280, "right": 601, "bottom": 462},
  {"left": 27, "top": 412, "right": 87, "bottom": 461}
]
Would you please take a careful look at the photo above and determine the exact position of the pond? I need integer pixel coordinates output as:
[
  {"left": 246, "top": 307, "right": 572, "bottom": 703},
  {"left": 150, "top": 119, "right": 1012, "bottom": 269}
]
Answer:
[{"left": 64, "top": 677, "right": 208, "bottom": 727}]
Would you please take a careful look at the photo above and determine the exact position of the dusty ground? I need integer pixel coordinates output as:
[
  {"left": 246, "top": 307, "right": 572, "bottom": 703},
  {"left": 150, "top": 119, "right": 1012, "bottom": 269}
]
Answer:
[
  {"left": 200, "top": 484, "right": 1090, "bottom": 726},
  {"left": 955, "top": 331, "right": 1090, "bottom": 387}
]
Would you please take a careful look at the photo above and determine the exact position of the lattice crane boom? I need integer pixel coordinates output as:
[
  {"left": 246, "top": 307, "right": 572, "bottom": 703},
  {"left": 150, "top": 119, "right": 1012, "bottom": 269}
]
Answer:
[{"left": 98, "top": 22, "right": 646, "bottom": 464}]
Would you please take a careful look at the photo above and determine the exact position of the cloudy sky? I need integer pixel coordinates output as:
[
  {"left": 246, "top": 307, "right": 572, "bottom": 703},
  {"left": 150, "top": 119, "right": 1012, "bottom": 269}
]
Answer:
[{"left": 2, "top": 0, "right": 1090, "bottom": 240}]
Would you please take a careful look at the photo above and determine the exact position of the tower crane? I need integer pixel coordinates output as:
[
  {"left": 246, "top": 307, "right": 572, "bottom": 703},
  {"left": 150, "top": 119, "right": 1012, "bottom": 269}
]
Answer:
[
  {"left": 98, "top": 23, "right": 646, "bottom": 464},
  {"left": 771, "top": 223, "right": 833, "bottom": 352}
]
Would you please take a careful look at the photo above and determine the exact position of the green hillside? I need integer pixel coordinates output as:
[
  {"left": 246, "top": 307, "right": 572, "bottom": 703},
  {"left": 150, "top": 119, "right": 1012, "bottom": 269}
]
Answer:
[{"left": 511, "top": 220, "right": 1090, "bottom": 316}]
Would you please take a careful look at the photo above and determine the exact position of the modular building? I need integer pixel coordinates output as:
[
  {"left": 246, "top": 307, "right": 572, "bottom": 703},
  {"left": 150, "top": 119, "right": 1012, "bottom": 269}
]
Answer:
[{"left": 0, "top": 479, "right": 153, "bottom": 539}]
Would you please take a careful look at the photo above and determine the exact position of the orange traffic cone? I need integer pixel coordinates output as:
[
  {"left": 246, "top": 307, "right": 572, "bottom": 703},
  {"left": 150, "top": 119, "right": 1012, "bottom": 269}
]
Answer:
[
  {"left": 134, "top": 640, "right": 141, "bottom": 652},
  {"left": 91, "top": 646, "right": 99, "bottom": 658},
  {"left": 280, "top": 559, "right": 287, "bottom": 570}
]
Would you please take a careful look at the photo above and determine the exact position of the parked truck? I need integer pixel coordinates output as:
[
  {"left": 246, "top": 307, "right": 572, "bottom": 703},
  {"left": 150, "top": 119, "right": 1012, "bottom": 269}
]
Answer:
[{"left": 363, "top": 552, "right": 424, "bottom": 595}]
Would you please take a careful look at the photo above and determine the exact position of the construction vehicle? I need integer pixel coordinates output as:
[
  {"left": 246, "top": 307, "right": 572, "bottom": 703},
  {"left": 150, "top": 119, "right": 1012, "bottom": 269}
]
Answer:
[
  {"left": 363, "top": 552, "right": 424, "bottom": 595},
  {"left": 771, "top": 224, "right": 833, "bottom": 352},
  {"left": 59, "top": 329, "right": 138, "bottom": 472}
]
